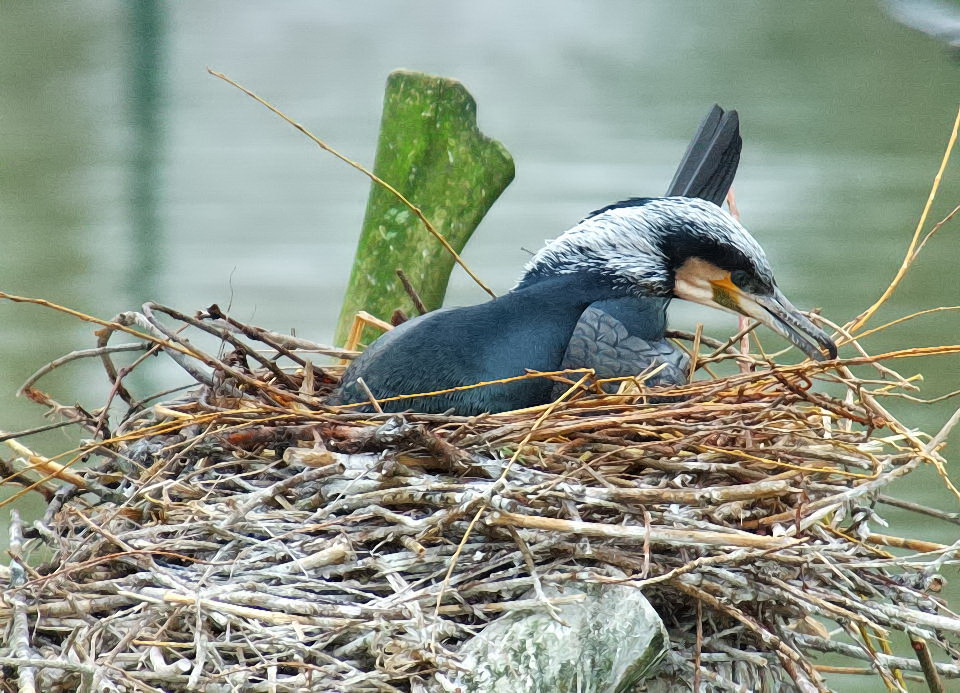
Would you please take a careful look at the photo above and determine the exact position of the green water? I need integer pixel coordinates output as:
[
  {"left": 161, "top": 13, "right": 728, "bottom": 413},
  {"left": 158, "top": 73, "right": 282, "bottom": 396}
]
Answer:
[{"left": 1, "top": 2, "right": 958, "bottom": 689}]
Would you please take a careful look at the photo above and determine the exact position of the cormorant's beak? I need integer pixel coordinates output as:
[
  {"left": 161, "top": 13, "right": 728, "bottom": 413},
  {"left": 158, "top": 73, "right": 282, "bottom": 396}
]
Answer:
[
  {"left": 715, "top": 280, "right": 837, "bottom": 361},
  {"left": 744, "top": 287, "right": 837, "bottom": 361},
  {"left": 674, "top": 260, "right": 837, "bottom": 361}
]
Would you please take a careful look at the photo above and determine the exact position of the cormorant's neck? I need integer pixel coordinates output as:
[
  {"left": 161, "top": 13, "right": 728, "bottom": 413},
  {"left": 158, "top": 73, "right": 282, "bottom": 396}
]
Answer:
[
  {"left": 509, "top": 271, "right": 638, "bottom": 304},
  {"left": 505, "top": 273, "right": 672, "bottom": 344}
]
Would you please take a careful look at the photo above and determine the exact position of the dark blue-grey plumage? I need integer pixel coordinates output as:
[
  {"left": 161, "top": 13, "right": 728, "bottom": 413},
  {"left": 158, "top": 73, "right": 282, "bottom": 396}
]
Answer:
[
  {"left": 333, "top": 273, "right": 639, "bottom": 413},
  {"left": 563, "top": 105, "right": 741, "bottom": 392}
]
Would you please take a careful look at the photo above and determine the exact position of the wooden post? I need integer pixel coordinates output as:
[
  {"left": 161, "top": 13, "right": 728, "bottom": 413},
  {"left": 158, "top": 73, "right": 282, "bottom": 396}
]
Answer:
[{"left": 334, "top": 70, "right": 514, "bottom": 347}]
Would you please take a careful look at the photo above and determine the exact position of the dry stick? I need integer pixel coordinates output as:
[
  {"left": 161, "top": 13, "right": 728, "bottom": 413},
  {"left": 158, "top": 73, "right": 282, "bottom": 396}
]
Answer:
[
  {"left": 209, "top": 320, "right": 359, "bottom": 360},
  {"left": 693, "top": 598, "right": 703, "bottom": 693},
  {"left": 850, "top": 105, "right": 960, "bottom": 333},
  {"left": 332, "top": 368, "right": 594, "bottom": 412},
  {"left": 487, "top": 512, "right": 793, "bottom": 549},
  {"left": 688, "top": 323, "right": 703, "bottom": 380},
  {"left": 927, "top": 402, "right": 960, "bottom": 453},
  {"left": 146, "top": 303, "right": 297, "bottom": 388},
  {"left": 873, "top": 622, "right": 908, "bottom": 691},
  {"left": 100, "top": 311, "right": 214, "bottom": 388},
  {"left": 865, "top": 533, "right": 947, "bottom": 553},
  {"left": 737, "top": 316, "right": 752, "bottom": 372},
  {"left": 911, "top": 635, "right": 946, "bottom": 693},
  {"left": 395, "top": 269, "right": 428, "bottom": 316},
  {"left": 4, "top": 438, "right": 86, "bottom": 488},
  {"left": 796, "top": 634, "right": 960, "bottom": 677},
  {"left": 0, "top": 420, "right": 82, "bottom": 444},
  {"left": 882, "top": 393, "right": 960, "bottom": 503},
  {"left": 871, "top": 383, "right": 960, "bottom": 406},
  {"left": 127, "top": 382, "right": 196, "bottom": 415},
  {"left": 340, "top": 312, "right": 395, "bottom": 365},
  {"left": 764, "top": 400, "right": 960, "bottom": 532},
  {"left": 1, "top": 407, "right": 298, "bottom": 510},
  {"left": 877, "top": 495, "right": 960, "bottom": 526},
  {"left": 667, "top": 329, "right": 730, "bottom": 351},
  {"left": 0, "top": 292, "right": 198, "bottom": 358},
  {"left": 850, "top": 622, "right": 900, "bottom": 692},
  {"left": 854, "top": 305, "right": 960, "bottom": 342},
  {"left": 915, "top": 200, "right": 960, "bottom": 257},
  {"left": 639, "top": 506, "right": 652, "bottom": 579},
  {"left": 18, "top": 343, "right": 151, "bottom": 396},
  {"left": 7, "top": 511, "right": 37, "bottom": 693},
  {"left": 820, "top": 314, "right": 916, "bottom": 390},
  {"left": 106, "top": 310, "right": 316, "bottom": 410},
  {"left": 701, "top": 321, "right": 762, "bottom": 361},
  {"left": 700, "top": 344, "right": 960, "bottom": 390},
  {"left": 208, "top": 68, "right": 496, "bottom": 299},
  {"left": 813, "top": 665, "right": 918, "bottom": 679},
  {"left": 143, "top": 302, "right": 295, "bottom": 385},
  {"left": 93, "top": 339, "right": 164, "bottom": 430},
  {"left": 629, "top": 547, "right": 793, "bottom": 590},
  {"left": 673, "top": 579, "right": 827, "bottom": 693},
  {"left": 505, "top": 527, "right": 563, "bottom": 622},
  {"left": 0, "top": 657, "right": 98, "bottom": 677},
  {"left": 0, "top": 469, "right": 90, "bottom": 510},
  {"left": 354, "top": 378, "right": 384, "bottom": 414}
]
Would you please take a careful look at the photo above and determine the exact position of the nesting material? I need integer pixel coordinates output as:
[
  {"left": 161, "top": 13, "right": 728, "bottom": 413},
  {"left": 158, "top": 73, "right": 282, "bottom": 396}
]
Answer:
[{"left": 2, "top": 302, "right": 960, "bottom": 693}]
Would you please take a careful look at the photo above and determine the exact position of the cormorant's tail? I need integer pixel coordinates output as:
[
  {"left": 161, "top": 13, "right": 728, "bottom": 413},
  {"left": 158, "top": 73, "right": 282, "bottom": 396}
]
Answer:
[{"left": 665, "top": 104, "right": 741, "bottom": 205}]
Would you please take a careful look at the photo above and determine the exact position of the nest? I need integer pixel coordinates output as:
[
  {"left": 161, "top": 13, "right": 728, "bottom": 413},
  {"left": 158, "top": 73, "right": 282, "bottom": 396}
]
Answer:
[{"left": 1, "top": 301, "right": 959, "bottom": 693}]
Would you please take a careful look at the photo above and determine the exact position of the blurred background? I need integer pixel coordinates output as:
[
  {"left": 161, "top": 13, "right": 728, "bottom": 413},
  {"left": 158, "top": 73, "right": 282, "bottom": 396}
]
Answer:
[{"left": 1, "top": 2, "right": 959, "bottom": 686}]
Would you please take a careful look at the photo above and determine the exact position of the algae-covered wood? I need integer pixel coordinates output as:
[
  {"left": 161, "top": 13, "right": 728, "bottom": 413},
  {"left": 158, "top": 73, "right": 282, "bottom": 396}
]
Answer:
[
  {"left": 444, "top": 583, "right": 668, "bottom": 693},
  {"left": 334, "top": 70, "right": 514, "bottom": 347}
]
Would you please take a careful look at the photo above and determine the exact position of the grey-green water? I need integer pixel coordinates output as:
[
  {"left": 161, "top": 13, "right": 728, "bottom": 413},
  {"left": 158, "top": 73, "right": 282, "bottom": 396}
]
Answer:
[{"left": 2, "top": 2, "right": 959, "bottom": 690}]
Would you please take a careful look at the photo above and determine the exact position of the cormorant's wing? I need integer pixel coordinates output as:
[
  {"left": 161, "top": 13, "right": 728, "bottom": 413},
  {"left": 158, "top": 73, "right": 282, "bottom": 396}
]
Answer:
[{"left": 556, "top": 305, "right": 689, "bottom": 398}]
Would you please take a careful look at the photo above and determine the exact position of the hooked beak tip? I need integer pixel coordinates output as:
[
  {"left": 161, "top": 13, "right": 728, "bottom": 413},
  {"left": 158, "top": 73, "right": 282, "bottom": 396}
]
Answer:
[{"left": 750, "top": 290, "right": 837, "bottom": 363}]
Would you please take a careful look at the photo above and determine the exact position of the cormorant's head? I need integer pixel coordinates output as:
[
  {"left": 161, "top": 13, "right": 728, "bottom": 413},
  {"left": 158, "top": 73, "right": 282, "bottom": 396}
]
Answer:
[{"left": 519, "top": 197, "right": 837, "bottom": 361}]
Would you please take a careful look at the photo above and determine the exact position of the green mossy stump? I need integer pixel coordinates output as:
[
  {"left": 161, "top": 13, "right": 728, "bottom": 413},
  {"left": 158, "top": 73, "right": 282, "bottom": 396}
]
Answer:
[{"left": 334, "top": 70, "right": 514, "bottom": 347}]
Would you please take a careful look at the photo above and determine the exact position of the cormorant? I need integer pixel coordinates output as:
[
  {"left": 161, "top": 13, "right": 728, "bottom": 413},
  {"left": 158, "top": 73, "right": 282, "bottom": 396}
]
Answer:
[{"left": 332, "top": 110, "right": 836, "bottom": 415}]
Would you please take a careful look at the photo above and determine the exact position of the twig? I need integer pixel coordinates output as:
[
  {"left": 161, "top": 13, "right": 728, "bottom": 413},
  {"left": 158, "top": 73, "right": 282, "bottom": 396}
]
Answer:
[
  {"left": 354, "top": 377, "right": 384, "bottom": 414},
  {"left": 0, "top": 420, "right": 83, "bottom": 443},
  {"left": 0, "top": 291, "right": 197, "bottom": 357},
  {"left": 208, "top": 68, "right": 496, "bottom": 299},
  {"left": 8, "top": 511, "right": 37, "bottom": 693},
  {"left": 4, "top": 438, "right": 86, "bottom": 488},
  {"left": 487, "top": 511, "right": 793, "bottom": 549},
  {"left": 396, "top": 269, "right": 428, "bottom": 315},
  {"left": 877, "top": 495, "right": 960, "bottom": 526},
  {"left": 693, "top": 598, "right": 703, "bottom": 693},
  {"left": 18, "top": 343, "right": 151, "bottom": 396},
  {"left": 912, "top": 635, "right": 946, "bottom": 693},
  {"left": 850, "top": 105, "right": 960, "bottom": 332}
]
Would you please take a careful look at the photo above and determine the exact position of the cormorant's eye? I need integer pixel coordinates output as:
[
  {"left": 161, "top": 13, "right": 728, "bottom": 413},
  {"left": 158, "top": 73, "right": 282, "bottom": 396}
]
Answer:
[
  {"left": 730, "top": 269, "right": 769, "bottom": 294},
  {"left": 730, "top": 270, "right": 752, "bottom": 290}
]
